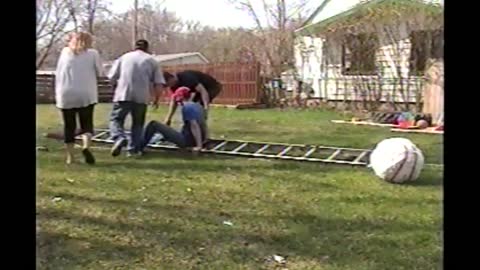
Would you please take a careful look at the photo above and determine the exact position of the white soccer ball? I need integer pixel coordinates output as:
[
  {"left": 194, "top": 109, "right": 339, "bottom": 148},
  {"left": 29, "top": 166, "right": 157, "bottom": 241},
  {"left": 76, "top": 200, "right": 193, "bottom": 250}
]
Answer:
[{"left": 369, "top": 138, "right": 424, "bottom": 183}]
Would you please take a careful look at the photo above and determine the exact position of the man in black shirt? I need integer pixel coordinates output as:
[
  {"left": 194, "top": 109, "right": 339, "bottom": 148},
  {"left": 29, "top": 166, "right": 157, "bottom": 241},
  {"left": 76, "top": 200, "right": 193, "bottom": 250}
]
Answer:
[{"left": 163, "top": 70, "right": 222, "bottom": 140}]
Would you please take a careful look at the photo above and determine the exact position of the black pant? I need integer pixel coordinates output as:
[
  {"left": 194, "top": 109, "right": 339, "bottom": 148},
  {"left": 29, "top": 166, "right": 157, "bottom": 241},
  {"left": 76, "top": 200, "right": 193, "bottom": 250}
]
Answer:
[
  {"left": 61, "top": 104, "right": 95, "bottom": 143},
  {"left": 142, "top": 121, "right": 189, "bottom": 151}
]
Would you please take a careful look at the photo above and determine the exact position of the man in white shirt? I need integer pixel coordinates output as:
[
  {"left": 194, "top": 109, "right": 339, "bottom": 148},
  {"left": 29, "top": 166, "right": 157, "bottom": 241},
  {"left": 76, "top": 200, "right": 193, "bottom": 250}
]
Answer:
[{"left": 108, "top": 39, "right": 165, "bottom": 157}]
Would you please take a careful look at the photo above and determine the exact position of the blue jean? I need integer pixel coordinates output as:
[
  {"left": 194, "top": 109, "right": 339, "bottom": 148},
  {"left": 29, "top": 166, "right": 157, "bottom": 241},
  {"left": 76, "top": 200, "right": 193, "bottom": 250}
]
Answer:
[
  {"left": 109, "top": 101, "right": 147, "bottom": 153},
  {"left": 142, "top": 120, "right": 193, "bottom": 151}
]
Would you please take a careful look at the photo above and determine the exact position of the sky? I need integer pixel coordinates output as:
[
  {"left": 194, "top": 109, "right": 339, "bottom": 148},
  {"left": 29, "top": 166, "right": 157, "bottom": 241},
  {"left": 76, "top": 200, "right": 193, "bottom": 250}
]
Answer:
[{"left": 109, "top": 0, "right": 257, "bottom": 28}]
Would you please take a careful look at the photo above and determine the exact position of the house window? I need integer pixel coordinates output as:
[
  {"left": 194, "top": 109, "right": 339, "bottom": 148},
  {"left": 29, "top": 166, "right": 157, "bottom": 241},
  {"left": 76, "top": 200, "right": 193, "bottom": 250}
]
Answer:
[
  {"left": 341, "top": 33, "right": 378, "bottom": 75},
  {"left": 409, "top": 30, "right": 443, "bottom": 76}
]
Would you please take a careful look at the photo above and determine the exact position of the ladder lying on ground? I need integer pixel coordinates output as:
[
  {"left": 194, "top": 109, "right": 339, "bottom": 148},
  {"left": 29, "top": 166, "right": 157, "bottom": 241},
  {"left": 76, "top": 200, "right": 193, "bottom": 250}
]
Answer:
[{"left": 68, "top": 129, "right": 372, "bottom": 166}]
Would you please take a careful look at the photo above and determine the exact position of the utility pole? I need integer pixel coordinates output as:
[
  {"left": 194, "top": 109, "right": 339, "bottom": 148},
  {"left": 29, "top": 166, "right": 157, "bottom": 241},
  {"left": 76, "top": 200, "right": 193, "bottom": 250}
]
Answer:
[{"left": 132, "top": 0, "right": 138, "bottom": 48}]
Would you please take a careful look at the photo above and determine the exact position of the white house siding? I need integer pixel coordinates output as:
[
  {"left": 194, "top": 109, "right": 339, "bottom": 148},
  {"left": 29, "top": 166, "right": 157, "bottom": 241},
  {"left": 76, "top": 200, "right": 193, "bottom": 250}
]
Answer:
[
  {"left": 321, "top": 18, "right": 445, "bottom": 103},
  {"left": 294, "top": 0, "right": 443, "bottom": 103},
  {"left": 295, "top": 21, "right": 444, "bottom": 102},
  {"left": 294, "top": 36, "right": 324, "bottom": 98},
  {"left": 322, "top": 26, "right": 421, "bottom": 103}
]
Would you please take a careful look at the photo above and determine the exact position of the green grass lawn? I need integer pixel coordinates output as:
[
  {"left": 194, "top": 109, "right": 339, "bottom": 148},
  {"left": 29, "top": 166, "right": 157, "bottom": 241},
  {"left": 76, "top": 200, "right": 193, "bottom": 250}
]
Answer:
[{"left": 36, "top": 104, "right": 443, "bottom": 270}]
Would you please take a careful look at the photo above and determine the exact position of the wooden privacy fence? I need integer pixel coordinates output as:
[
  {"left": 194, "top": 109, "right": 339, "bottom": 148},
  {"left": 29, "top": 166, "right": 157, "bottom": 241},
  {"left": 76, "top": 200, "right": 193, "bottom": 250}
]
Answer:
[
  {"left": 36, "top": 62, "right": 263, "bottom": 106},
  {"left": 162, "top": 62, "right": 262, "bottom": 105}
]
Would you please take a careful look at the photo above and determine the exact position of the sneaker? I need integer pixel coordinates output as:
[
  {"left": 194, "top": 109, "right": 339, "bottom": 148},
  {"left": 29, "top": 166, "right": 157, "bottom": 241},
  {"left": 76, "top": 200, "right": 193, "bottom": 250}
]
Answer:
[
  {"left": 111, "top": 138, "right": 127, "bottom": 157},
  {"left": 82, "top": 148, "right": 96, "bottom": 165}
]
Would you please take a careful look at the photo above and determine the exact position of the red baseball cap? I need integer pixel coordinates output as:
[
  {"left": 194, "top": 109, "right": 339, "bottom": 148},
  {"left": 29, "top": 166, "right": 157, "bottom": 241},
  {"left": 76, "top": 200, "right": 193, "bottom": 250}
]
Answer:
[{"left": 172, "top": 87, "right": 191, "bottom": 103}]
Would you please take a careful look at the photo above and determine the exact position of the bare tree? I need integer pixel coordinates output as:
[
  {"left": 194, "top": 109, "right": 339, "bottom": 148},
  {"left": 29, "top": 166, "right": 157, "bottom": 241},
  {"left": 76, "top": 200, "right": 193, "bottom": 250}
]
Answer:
[
  {"left": 63, "top": 0, "right": 109, "bottom": 34},
  {"left": 86, "top": 0, "right": 99, "bottom": 34},
  {"left": 66, "top": 0, "right": 79, "bottom": 32},
  {"left": 71, "top": 0, "right": 109, "bottom": 34},
  {"left": 93, "top": 14, "right": 133, "bottom": 60},
  {"left": 228, "top": 0, "right": 309, "bottom": 77},
  {"left": 36, "top": 0, "right": 77, "bottom": 69},
  {"left": 199, "top": 27, "right": 257, "bottom": 63},
  {"left": 48, "top": 0, "right": 307, "bottom": 76},
  {"left": 93, "top": 4, "right": 186, "bottom": 60}
]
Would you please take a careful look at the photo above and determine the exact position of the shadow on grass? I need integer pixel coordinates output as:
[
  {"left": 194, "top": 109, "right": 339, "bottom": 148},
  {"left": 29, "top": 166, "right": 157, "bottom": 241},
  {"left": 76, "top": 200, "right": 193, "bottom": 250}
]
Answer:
[
  {"left": 405, "top": 169, "right": 443, "bottom": 187},
  {"left": 37, "top": 191, "right": 440, "bottom": 269},
  {"left": 37, "top": 230, "right": 150, "bottom": 269},
  {"left": 93, "top": 150, "right": 363, "bottom": 174}
]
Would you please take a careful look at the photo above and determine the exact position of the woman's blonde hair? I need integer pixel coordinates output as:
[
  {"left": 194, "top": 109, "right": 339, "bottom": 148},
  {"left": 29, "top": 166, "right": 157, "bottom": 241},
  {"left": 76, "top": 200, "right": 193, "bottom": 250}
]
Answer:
[{"left": 68, "top": 32, "right": 93, "bottom": 54}]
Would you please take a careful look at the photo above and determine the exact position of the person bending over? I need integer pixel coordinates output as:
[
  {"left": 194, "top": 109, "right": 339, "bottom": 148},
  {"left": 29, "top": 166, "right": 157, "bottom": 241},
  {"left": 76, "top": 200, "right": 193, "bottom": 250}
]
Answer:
[
  {"left": 141, "top": 87, "right": 207, "bottom": 153},
  {"left": 163, "top": 70, "right": 222, "bottom": 140}
]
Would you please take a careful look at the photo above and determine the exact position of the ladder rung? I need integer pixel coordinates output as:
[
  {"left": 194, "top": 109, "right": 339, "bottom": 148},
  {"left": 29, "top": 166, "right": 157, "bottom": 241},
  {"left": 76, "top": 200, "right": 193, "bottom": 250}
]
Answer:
[
  {"left": 92, "top": 131, "right": 108, "bottom": 139},
  {"left": 303, "top": 147, "right": 317, "bottom": 157},
  {"left": 277, "top": 146, "right": 293, "bottom": 157},
  {"left": 156, "top": 140, "right": 171, "bottom": 146},
  {"left": 232, "top": 143, "right": 248, "bottom": 153},
  {"left": 254, "top": 144, "right": 269, "bottom": 154},
  {"left": 326, "top": 149, "right": 341, "bottom": 161},
  {"left": 210, "top": 141, "right": 227, "bottom": 151},
  {"left": 152, "top": 143, "right": 177, "bottom": 149},
  {"left": 353, "top": 151, "right": 369, "bottom": 164}
]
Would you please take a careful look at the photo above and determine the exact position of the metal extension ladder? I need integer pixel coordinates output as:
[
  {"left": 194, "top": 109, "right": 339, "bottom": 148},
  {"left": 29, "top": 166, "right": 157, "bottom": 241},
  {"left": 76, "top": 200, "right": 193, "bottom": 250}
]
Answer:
[{"left": 79, "top": 129, "right": 371, "bottom": 166}]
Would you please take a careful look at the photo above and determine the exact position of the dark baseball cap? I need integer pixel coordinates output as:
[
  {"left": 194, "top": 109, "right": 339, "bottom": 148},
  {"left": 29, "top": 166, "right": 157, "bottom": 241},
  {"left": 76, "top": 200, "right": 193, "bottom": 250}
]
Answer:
[{"left": 135, "top": 39, "right": 149, "bottom": 51}]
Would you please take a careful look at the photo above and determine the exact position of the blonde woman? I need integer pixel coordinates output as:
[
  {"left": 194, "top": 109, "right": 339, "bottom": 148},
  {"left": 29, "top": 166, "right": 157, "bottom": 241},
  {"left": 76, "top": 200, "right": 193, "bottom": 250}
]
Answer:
[{"left": 55, "top": 32, "right": 103, "bottom": 164}]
